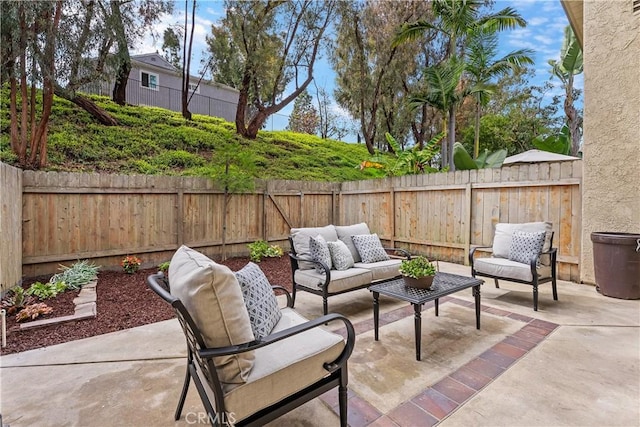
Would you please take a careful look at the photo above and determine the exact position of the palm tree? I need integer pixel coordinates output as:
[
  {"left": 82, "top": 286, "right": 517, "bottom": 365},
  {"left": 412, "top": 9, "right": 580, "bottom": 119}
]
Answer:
[
  {"left": 409, "top": 56, "right": 466, "bottom": 169},
  {"left": 394, "top": 0, "right": 527, "bottom": 170},
  {"left": 549, "top": 25, "right": 583, "bottom": 156},
  {"left": 465, "top": 31, "right": 534, "bottom": 158}
]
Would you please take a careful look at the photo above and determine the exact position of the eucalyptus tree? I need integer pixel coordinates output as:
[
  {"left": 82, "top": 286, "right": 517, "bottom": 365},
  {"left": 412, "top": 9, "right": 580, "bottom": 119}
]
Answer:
[
  {"left": 394, "top": 0, "right": 527, "bottom": 169},
  {"left": 206, "top": 0, "right": 336, "bottom": 139},
  {"left": 465, "top": 31, "right": 533, "bottom": 158},
  {"left": 331, "top": 0, "right": 434, "bottom": 154},
  {"left": 1, "top": 1, "right": 62, "bottom": 167},
  {"left": 549, "top": 25, "right": 583, "bottom": 156}
]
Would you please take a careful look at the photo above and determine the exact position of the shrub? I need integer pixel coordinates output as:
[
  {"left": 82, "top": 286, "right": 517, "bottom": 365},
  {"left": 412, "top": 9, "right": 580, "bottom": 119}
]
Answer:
[
  {"left": 121, "top": 255, "right": 142, "bottom": 274},
  {"left": 1, "top": 286, "right": 35, "bottom": 315},
  {"left": 158, "top": 261, "right": 170, "bottom": 272},
  {"left": 49, "top": 260, "right": 100, "bottom": 290},
  {"left": 247, "top": 240, "right": 284, "bottom": 262},
  {"left": 26, "top": 281, "right": 67, "bottom": 300},
  {"left": 15, "top": 303, "right": 53, "bottom": 322}
]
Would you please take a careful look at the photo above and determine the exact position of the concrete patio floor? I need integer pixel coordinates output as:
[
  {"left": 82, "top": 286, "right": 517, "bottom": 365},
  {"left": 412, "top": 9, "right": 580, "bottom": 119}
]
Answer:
[{"left": 1, "top": 261, "right": 639, "bottom": 426}]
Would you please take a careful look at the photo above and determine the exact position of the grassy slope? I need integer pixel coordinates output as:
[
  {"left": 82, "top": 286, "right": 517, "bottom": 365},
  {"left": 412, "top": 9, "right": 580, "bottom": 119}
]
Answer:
[{"left": 0, "top": 93, "right": 385, "bottom": 182}]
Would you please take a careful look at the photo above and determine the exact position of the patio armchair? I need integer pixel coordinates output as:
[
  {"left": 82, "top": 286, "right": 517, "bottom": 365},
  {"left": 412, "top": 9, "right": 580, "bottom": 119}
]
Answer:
[
  {"left": 146, "top": 245, "right": 355, "bottom": 426},
  {"left": 469, "top": 222, "right": 558, "bottom": 311}
]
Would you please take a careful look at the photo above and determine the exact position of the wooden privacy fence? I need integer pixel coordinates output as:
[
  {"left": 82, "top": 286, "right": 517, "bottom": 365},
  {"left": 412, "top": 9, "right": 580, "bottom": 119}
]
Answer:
[
  {"left": 1, "top": 160, "right": 581, "bottom": 289},
  {"left": 0, "top": 163, "right": 22, "bottom": 293},
  {"left": 19, "top": 171, "right": 339, "bottom": 279},
  {"left": 340, "top": 161, "right": 582, "bottom": 282}
]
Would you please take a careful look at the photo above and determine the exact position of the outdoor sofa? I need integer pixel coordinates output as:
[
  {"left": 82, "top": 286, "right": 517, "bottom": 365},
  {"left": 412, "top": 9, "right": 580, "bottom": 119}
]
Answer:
[{"left": 288, "top": 223, "right": 410, "bottom": 314}]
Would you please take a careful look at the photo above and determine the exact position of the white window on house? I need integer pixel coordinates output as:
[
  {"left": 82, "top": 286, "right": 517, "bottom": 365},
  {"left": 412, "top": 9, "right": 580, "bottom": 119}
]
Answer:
[
  {"left": 140, "top": 71, "right": 159, "bottom": 90},
  {"left": 188, "top": 82, "right": 200, "bottom": 94}
]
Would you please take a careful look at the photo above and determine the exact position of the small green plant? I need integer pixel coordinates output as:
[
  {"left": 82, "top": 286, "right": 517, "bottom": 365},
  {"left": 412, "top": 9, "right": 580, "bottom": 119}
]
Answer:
[
  {"left": 1, "top": 286, "right": 35, "bottom": 315},
  {"left": 26, "top": 281, "right": 67, "bottom": 300},
  {"left": 121, "top": 255, "right": 142, "bottom": 274},
  {"left": 158, "top": 261, "right": 170, "bottom": 272},
  {"left": 15, "top": 303, "right": 53, "bottom": 322},
  {"left": 399, "top": 256, "right": 437, "bottom": 279},
  {"left": 49, "top": 260, "right": 100, "bottom": 290},
  {"left": 247, "top": 240, "right": 284, "bottom": 262}
]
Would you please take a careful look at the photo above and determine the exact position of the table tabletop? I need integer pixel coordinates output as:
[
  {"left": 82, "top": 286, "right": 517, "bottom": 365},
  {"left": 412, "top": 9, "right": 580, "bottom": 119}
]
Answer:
[{"left": 369, "top": 272, "right": 483, "bottom": 305}]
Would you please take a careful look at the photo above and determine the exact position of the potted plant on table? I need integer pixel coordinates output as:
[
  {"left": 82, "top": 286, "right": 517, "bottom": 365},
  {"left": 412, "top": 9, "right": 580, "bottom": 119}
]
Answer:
[{"left": 399, "top": 256, "right": 437, "bottom": 289}]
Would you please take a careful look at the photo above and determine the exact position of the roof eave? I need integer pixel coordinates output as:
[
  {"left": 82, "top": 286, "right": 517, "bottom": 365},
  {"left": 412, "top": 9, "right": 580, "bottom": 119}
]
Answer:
[{"left": 561, "top": 0, "right": 584, "bottom": 49}]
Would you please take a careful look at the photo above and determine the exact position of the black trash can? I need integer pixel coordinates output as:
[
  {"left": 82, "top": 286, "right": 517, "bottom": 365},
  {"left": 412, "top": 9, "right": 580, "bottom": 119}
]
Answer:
[{"left": 591, "top": 232, "right": 640, "bottom": 299}]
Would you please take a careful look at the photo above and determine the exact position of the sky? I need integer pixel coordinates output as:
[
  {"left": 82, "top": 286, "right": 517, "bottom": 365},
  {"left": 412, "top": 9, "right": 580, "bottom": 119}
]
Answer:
[{"left": 134, "top": 0, "right": 583, "bottom": 141}]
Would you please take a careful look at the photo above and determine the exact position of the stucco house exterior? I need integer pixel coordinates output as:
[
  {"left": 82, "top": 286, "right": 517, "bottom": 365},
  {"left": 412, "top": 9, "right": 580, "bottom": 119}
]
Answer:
[
  {"left": 85, "top": 53, "right": 239, "bottom": 122},
  {"left": 561, "top": 0, "right": 640, "bottom": 284}
]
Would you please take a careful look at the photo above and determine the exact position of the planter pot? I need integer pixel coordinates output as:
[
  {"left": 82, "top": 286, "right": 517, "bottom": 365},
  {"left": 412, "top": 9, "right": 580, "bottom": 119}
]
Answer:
[
  {"left": 591, "top": 232, "right": 640, "bottom": 299},
  {"left": 403, "top": 275, "right": 434, "bottom": 290}
]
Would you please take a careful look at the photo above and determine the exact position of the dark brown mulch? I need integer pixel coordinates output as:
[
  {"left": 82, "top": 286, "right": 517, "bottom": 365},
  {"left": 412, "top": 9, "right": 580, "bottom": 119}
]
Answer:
[{"left": 1, "top": 256, "right": 292, "bottom": 356}]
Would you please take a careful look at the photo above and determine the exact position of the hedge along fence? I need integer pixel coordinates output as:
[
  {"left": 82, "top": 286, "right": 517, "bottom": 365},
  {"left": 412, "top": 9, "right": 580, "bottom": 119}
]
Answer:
[{"left": 1, "top": 160, "right": 581, "bottom": 291}]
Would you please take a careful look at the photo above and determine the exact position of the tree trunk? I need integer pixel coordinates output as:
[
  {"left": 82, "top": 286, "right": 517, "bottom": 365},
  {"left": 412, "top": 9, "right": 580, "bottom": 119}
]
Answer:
[
  {"left": 110, "top": 0, "right": 130, "bottom": 106},
  {"left": 564, "top": 74, "right": 581, "bottom": 156},
  {"left": 54, "top": 87, "right": 118, "bottom": 126},
  {"left": 473, "top": 100, "right": 481, "bottom": 159},
  {"left": 244, "top": 110, "right": 269, "bottom": 139},
  {"left": 447, "top": 106, "right": 456, "bottom": 171},
  {"left": 112, "top": 61, "right": 130, "bottom": 105}
]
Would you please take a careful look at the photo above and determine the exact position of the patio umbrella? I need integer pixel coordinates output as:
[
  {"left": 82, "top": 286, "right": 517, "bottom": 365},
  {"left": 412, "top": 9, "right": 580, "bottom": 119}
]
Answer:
[{"left": 503, "top": 149, "right": 580, "bottom": 165}]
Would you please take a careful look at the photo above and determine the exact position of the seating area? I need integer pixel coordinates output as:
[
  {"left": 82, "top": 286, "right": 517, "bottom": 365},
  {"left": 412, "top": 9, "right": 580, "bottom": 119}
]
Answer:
[
  {"left": 3, "top": 259, "right": 639, "bottom": 426},
  {"left": 470, "top": 222, "right": 558, "bottom": 311},
  {"left": 288, "top": 223, "right": 410, "bottom": 315},
  {"left": 148, "top": 245, "right": 355, "bottom": 426}
]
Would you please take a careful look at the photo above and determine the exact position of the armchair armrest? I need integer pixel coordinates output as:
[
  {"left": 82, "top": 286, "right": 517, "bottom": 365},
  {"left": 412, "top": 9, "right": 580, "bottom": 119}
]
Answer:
[
  {"left": 469, "top": 245, "right": 492, "bottom": 267},
  {"left": 288, "top": 253, "right": 331, "bottom": 288},
  {"left": 272, "top": 285, "right": 293, "bottom": 308},
  {"left": 198, "top": 313, "right": 355, "bottom": 372}
]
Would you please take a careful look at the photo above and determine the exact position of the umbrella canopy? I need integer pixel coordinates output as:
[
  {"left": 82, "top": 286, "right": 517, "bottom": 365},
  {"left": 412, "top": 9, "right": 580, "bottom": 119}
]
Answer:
[{"left": 503, "top": 149, "right": 580, "bottom": 165}]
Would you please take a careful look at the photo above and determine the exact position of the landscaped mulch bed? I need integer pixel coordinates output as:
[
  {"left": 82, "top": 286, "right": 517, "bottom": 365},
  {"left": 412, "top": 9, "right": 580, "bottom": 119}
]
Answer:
[{"left": 1, "top": 256, "right": 292, "bottom": 356}]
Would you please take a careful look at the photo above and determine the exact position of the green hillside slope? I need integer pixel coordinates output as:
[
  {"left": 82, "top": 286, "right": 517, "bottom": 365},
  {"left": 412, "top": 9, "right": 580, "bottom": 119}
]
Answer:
[{"left": 0, "top": 93, "right": 385, "bottom": 182}]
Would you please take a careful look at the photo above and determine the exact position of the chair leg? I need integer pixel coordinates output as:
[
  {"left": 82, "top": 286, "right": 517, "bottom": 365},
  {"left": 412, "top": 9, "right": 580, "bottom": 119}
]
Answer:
[
  {"left": 175, "top": 363, "right": 192, "bottom": 420},
  {"left": 338, "top": 369, "right": 349, "bottom": 427},
  {"left": 494, "top": 278, "right": 500, "bottom": 289},
  {"left": 533, "top": 285, "right": 539, "bottom": 311},
  {"left": 552, "top": 278, "right": 558, "bottom": 301},
  {"left": 291, "top": 284, "right": 297, "bottom": 308},
  {"left": 323, "top": 297, "right": 329, "bottom": 316}
]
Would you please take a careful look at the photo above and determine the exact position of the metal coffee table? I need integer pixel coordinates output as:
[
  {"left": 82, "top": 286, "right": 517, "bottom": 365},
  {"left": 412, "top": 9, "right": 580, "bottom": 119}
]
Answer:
[{"left": 369, "top": 272, "right": 483, "bottom": 361}]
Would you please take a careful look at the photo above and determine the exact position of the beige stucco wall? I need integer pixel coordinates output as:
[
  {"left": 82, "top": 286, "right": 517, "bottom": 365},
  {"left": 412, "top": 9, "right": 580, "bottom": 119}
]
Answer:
[{"left": 581, "top": 1, "right": 640, "bottom": 284}]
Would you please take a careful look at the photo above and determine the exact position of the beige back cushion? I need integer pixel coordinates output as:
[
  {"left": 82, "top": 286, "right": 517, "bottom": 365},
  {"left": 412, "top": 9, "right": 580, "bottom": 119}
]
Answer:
[
  {"left": 168, "top": 245, "right": 255, "bottom": 385},
  {"left": 492, "top": 222, "right": 553, "bottom": 265},
  {"left": 290, "top": 225, "right": 338, "bottom": 270},
  {"left": 335, "top": 223, "right": 371, "bottom": 263}
]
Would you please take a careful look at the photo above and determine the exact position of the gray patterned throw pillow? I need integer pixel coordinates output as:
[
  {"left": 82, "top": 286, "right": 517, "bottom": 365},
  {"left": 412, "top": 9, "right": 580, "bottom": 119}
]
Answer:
[
  {"left": 234, "top": 262, "right": 281, "bottom": 340},
  {"left": 508, "top": 230, "right": 546, "bottom": 265},
  {"left": 327, "top": 240, "right": 355, "bottom": 270},
  {"left": 351, "top": 233, "right": 390, "bottom": 264},
  {"left": 309, "top": 235, "right": 332, "bottom": 273}
]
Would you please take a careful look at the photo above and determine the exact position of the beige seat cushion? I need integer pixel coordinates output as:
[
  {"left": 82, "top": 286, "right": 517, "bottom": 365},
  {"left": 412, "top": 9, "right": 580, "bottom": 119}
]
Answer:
[
  {"left": 294, "top": 268, "right": 373, "bottom": 293},
  {"left": 290, "top": 225, "right": 338, "bottom": 270},
  {"left": 198, "top": 308, "right": 345, "bottom": 422},
  {"left": 474, "top": 257, "right": 552, "bottom": 283},
  {"left": 492, "top": 222, "right": 553, "bottom": 265},
  {"left": 335, "top": 223, "right": 371, "bottom": 263},
  {"left": 168, "top": 245, "right": 255, "bottom": 386},
  {"left": 354, "top": 259, "right": 402, "bottom": 281}
]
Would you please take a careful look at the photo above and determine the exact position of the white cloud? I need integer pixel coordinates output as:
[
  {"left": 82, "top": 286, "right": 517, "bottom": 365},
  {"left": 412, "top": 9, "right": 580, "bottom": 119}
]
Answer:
[
  {"left": 528, "top": 16, "right": 549, "bottom": 26},
  {"left": 533, "top": 34, "right": 555, "bottom": 45}
]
